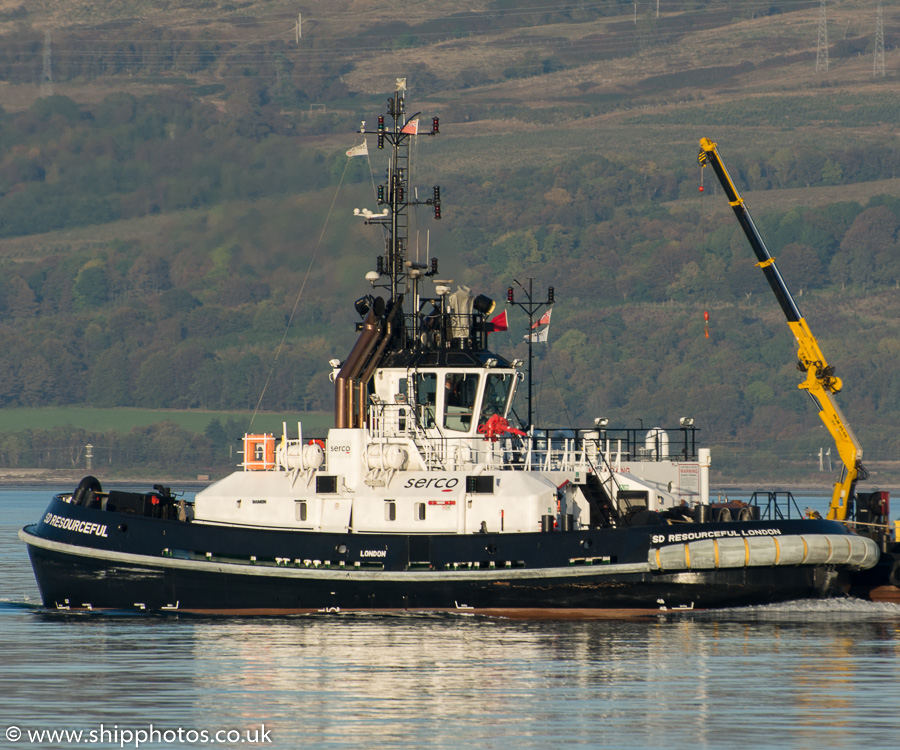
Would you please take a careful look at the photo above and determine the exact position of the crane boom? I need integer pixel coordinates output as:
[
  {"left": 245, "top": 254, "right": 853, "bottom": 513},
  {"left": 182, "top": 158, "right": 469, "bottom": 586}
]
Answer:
[{"left": 698, "top": 137, "right": 866, "bottom": 521}]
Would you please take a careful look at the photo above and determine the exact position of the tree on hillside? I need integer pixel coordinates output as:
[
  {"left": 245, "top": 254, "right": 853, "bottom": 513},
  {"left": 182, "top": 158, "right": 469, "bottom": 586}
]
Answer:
[
  {"left": 19, "top": 355, "right": 55, "bottom": 406},
  {"left": 5, "top": 276, "right": 38, "bottom": 318},
  {"left": 73, "top": 259, "right": 110, "bottom": 308},
  {"left": 778, "top": 243, "right": 827, "bottom": 291},
  {"left": 837, "top": 206, "right": 900, "bottom": 289},
  {"left": 86, "top": 345, "right": 132, "bottom": 407}
]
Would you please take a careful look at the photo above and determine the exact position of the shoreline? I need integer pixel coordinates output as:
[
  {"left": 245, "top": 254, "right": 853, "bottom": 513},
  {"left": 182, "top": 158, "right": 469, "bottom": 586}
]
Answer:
[{"left": 0, "top": 470, "right": 216, "bottom": 488}]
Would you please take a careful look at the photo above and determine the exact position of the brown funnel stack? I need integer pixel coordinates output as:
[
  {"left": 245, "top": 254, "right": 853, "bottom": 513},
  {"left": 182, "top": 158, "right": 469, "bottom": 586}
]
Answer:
[{"left": 334, "top": 297, "right": 386, "bottom": 428}]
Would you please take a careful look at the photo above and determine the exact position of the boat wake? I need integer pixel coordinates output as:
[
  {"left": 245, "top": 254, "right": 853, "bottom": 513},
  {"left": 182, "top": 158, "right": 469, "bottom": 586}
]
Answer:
[
  {"left": 0, "top": 596, "right": 44, "bottom": 613},
  {"left": 701, "top": 597, "right": 900, "bottom": 621}
]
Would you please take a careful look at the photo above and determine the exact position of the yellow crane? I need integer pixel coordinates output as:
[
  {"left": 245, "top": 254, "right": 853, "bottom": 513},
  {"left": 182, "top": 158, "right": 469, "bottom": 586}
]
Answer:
[{"left": 698, "top": 137, "right": 866, "bottom": 521}]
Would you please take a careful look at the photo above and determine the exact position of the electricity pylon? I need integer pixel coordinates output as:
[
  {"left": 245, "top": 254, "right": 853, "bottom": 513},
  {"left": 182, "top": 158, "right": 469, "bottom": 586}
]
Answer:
[{"left": 816, "top": 0, "right": 829, "bottom": 72}]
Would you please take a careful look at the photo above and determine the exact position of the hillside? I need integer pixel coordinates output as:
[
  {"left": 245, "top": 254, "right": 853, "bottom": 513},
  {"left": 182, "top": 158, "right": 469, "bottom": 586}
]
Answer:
[{"left": 1, "top": 0, "right": 900, "bottom": 484}]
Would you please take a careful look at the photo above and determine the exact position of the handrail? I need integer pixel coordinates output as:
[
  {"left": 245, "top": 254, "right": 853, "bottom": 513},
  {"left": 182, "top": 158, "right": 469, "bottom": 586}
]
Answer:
[{"left": 368, "top": 404, "right": 697, "bottom": 472}]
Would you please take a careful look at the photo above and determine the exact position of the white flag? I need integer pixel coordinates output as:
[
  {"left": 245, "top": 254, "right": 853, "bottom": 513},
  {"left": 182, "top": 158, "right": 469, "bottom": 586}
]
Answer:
[
  {"left": 525, "top": 307, "right": 551, "bottom": 343},
  {"left": 346, "top": 141, "right": 368, "bottom": 158},
  {"left": 524, "top": 327, "right": 548, "bottom": 343}
]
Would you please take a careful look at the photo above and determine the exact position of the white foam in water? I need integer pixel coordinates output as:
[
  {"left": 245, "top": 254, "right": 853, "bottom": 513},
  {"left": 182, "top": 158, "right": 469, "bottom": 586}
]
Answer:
[{"left": 705, "top": 597, "right": 900, "bottom": 621}]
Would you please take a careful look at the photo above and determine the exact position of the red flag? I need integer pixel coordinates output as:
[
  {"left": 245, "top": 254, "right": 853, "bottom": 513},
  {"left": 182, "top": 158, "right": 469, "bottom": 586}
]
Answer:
[
  {"left": 401, "top": 118, "right": 419, "bottom": 135},
  {"left": 531, "top": 308, "right": 552, "bottom": 329},
  {"left": 489, "top": 310, "right": 508, "bottom": 332}
]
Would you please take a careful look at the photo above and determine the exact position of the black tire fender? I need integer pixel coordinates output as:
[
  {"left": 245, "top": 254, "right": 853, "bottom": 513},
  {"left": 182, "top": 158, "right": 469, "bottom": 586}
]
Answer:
[{"left": 72, "top": 475, "right": 102, "bottom": 507}]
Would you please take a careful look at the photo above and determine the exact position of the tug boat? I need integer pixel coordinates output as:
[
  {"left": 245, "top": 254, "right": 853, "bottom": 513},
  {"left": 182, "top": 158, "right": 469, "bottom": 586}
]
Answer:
[{"left": 19, "top": 84, "right": 883, "bottom": 616}]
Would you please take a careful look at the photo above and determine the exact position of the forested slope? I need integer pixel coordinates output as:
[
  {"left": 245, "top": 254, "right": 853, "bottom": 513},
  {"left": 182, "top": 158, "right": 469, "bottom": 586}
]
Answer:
[{"left": 1, "top": 0, "right": 899, "bottom": 483}]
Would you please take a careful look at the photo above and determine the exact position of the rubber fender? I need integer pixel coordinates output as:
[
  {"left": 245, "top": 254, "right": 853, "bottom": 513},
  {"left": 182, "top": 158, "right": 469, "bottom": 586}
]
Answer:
[
  {"left": 802, "top": 535, "right": 835, "bottom": 564},
  {"left": 72, "top": 475, "right": 102, "bottom": 507},
  {"left": 848, "top": 534, "right": 881, "bottom": 568},
  {"left": 775, "top": 536, "right": 808, "bottom": 566},
  {"left": 649, "top": 534, "right": 880, "bottom": 571},
  {"left": 654, "top": 544, "right": 688, "bottom": 571},
  {"left": 717, "top": 537, "right": 749, "bottom": 567}
]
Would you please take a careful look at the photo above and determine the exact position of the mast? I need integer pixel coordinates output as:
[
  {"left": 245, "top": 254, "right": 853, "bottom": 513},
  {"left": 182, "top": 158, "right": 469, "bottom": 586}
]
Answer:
[
  {"left": 335, "top": 81, "right": 445, "bottom": 428},
  {"left": 506, "top": 279, "right": 554, "bottom": 429},
  {"left": 356, "top": 79, "right": 441, "bottom": 344}
]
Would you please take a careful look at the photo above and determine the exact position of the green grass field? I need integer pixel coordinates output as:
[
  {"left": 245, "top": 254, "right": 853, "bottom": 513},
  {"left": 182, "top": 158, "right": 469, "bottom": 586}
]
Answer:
[{"left": 0, "top": 407, "right": 334, "bottom": 436}]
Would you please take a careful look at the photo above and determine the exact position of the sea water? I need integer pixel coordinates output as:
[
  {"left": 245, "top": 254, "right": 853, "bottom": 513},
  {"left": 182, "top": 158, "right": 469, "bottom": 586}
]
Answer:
[{"left": 2, "top": 487, "right": 899, "bottom": 750}]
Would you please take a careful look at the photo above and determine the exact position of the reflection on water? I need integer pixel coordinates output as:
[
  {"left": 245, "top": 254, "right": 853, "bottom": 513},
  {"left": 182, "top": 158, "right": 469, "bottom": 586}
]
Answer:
[
  {"left": 3, "top": 490, "right": 900, "bottom": 749},
  {"left": 3, "top": 609, "right": 898, "bottom": 749}
]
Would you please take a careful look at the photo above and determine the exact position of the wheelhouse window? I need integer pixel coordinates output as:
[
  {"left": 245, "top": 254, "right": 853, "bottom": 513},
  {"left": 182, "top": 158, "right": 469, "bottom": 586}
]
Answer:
[
  {"left": 480, "top": 373, "right": 512, "bottom": 421},
  {"left": 443, "top": 373, "right": 480, "bottom": 432},
  {"left": 415, "top": 373, "right": 437, "bottom": 428}
]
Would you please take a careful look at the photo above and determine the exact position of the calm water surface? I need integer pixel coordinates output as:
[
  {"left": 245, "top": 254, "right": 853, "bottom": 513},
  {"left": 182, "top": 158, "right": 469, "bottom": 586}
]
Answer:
[{"left": 3, "top": 488, "right": 900, "bottom": 749}]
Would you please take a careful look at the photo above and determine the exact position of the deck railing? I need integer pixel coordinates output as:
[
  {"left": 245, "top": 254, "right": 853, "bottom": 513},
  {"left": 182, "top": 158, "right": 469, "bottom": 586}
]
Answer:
[{"left": 367, "top": 404, "right": 700, "bottom": 472}]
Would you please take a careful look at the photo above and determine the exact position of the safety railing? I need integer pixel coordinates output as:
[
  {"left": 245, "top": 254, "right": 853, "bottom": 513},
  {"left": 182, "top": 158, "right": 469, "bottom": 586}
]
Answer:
[
  {"left": 749, "top": 491, "right": 804, "bottom": 520},
  {"left": 367, "top": 404, "right": 703, "bottom": 473}
]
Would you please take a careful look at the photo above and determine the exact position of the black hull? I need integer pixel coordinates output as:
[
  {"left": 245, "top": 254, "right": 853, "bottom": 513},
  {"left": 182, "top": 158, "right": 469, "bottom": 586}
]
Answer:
[
  {"left": 24, "top": 540, "right": 847, "bottom": 617},
  {"left": 19, "top": 495, "right": 866, "bottom": 617}
]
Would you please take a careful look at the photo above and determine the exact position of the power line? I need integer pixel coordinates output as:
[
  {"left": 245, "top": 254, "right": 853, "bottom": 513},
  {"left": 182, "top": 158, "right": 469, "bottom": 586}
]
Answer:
[
  {"left": 7, "top": 1, "right": 826, "bottom": 51},
  {"left": 0, "top": 2, "right": 843, "bottom": 83}
]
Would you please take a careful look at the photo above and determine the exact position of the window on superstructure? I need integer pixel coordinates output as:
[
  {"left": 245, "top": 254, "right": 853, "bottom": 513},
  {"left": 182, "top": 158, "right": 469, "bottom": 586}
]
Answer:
[
  {"left": 480, "top": 373, "right": 512, "bottom": 422},
  {"left": 415, "top": 373, "right": 437, "bottom": 428},
  {"left": 443, "top": 372, "right": 479, "bottom": 432},
  {"left": 414, "top": 502, "right": 426, "bottom": 521}
]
